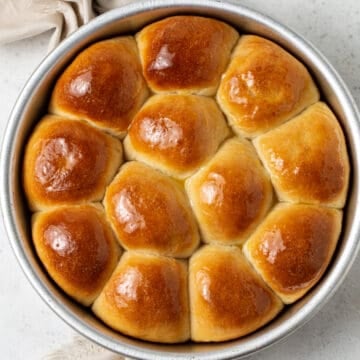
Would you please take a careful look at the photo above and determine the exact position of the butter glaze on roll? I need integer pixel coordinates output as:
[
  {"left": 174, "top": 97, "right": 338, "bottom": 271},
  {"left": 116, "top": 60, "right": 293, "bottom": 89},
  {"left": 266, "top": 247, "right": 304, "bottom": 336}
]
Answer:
[
  {"left": 217, "top": 35, "right": 319, "bottom": 138},
  {"left": 49, "top": 37, "right": 149, "bottom": 137},
  {"left": 93, "top": 252, "right": 190, "bottom": 343},
  {"left": 136, "top": 16, "right": 238, "bottom": 95},
  {"left": 23, "top": 115, "right": 123, "bottom": 211},
  {"left": 124, "top": 94, "right": 230, "bottom": 178},
  {"left": 32, "top": 204, "right": 121, "bottom": 306},
  {"left": 189, "top": 245, "right": 283, "bottom": 342},
  {"left": 253, "top": 102, "right": 350, "bottom": 207},
  {"left": 104, "top": 161, "right": 200, "bottom": 257},
  {"left": 185, "top": 138, "right": 273, "bottom": 245},
  {"left": 244, "top": 203, "right": 342, "bottom": 303}
]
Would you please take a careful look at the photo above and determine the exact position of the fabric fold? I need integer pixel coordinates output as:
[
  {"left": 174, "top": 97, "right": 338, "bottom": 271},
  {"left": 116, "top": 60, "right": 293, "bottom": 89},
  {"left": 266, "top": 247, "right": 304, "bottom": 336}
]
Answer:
[{"left": 0, "top": 0, "right": 138, "bottom": 51}]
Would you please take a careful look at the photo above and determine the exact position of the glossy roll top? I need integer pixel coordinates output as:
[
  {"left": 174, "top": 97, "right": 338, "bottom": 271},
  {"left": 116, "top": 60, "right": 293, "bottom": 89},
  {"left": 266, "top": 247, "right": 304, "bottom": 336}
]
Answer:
[
  {"left": 185, "top": 138, "right": 273, "bottom": 245},
  {"left": 49, "top": 37, "right": 149, "bottom": 137},
  {"left": 23, "top": 115, "right": 123, "bottom": 211},
  {"left": 244, "top": 203, "right": 342, "bottom": 303},
  {"left": 136, "top": 16, "right": 239, "bottom": 95},
  {"left": 217, "top": 35, "right": 319, "bottom": 138},
  {"left": 124, "top": 94, "right": 229, "bottom": 178},
  {"left": 104, "top": 161, "right": 200, "bottom": 257},
  {"left": 32, "top": 205, "right": 121, "bottom": 306},
  {"left": 189, "top": 245, "right": 283, "bottom": 342},
  {"left": 93, "top": 252, "right": 190, "bottom": 343},
  {"left": 253, "top": 102, "right": 350, "bottom": 208}
]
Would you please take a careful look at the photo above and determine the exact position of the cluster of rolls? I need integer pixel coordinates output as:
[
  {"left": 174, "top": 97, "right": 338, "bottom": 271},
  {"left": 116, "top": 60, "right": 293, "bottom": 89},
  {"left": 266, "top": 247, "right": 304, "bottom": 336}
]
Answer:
[{"left": 23, "top": 16, "right": 350, "bottom": 343}]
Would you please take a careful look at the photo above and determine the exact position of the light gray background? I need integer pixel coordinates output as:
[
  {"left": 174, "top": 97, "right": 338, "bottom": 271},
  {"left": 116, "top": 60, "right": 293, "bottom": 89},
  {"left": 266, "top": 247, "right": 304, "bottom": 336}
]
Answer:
[{"left": 0, "top": 0, "right": 359, "bottom": 359}]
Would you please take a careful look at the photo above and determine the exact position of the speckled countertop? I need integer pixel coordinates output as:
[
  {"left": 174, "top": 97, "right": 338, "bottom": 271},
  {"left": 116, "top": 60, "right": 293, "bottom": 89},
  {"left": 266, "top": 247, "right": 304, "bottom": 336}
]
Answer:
[{"left": 1, "top": 0, "right": 359, "bottom": 359}]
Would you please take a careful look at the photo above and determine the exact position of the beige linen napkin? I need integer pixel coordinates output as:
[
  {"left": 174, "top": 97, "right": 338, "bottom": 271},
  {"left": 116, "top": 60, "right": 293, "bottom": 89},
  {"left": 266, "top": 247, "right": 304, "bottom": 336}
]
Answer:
[
  {"left": 0, "top": 0, "right": 137, "bottom": 51},
  {"left": 44, "top": 335, "right": 126, "bottom": 359}
]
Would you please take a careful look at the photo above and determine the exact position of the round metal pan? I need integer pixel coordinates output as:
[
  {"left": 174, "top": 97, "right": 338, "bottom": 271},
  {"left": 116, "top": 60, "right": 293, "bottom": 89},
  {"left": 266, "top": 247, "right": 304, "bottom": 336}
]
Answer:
[{"left": 1, "top": 1, "right": 360, "bottom": 359}]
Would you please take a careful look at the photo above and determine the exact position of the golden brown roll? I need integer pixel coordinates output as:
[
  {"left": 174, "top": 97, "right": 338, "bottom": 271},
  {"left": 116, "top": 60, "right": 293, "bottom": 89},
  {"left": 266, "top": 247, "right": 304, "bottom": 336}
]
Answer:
[
  {"left": 243, "top": 203, "right": 342, "bottom": 304},
  {"left": 217, "top": 35, "right": 319, "bottom": 138},
  {"left": 49, "top": 37, "right": 149, "bottom": 137},
  {"left": 104, "top": 161, "right": 199, "bottom": 257},
  {"left": 92, "top": 252, "right": 189, "bottom": 343},
  {"left": 32, "top": 204, "right": 121, "bottom": 306},
  {"left": 136, "top": 16, "right": 238, "bottom": 95},
  {"left": 189, "top": 245, "right": 283, "bottom": 342},
  {"left": 124, "top": 94, "right": 230, "bottom": 178},
  {"left": 185, "top": 138, "right": 273, "bottom": 245},
  {"left": 253, "top": 102, "right": 350, "bottom": 208},
  {"left": 23, "top": 115, "right": 123, "bottom": 211}
]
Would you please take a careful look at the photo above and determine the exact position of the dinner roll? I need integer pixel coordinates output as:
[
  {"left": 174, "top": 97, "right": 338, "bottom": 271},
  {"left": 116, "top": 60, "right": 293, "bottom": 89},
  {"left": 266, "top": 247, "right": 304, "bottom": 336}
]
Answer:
[
  {"left": 244, "top": 203, "right": 342, "bottom": 304},
  {"left": 217, "top": 35, "right": 319, "bottom": 138},
  {"left": 23, "top": 115, "right": 123, "bottom": 211},
  {"left": 136, "top": 16, "right": 238, "bottom": 95},
  {"left": 49, "top": 37, "right": 149, "bottom": 137},
  {"left": 124, "top": 94, "right": 230, "bottom": 178},
  {"left": 32, "top": 204, "right": 121, "bottom": 306},
  {"left": 104, "top": 161, "right": 200, "bottom": 257},
  {"left": 189, "top": 245, "right": 283, "bottom": 342},
  {"left": 185, "top": 138, "right": 272, "bottom": 245},
  {"left": 93, "top": 252, "right": 189, "bottom": 343},
  {"left": 253, "top": 102, "right": 350, "bottom": 208}
]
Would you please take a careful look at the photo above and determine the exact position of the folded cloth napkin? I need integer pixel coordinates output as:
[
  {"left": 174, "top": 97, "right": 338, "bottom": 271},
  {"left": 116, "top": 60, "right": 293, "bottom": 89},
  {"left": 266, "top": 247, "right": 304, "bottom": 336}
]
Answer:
[
  {"left": 44, "top": 334, "right": 125, "bottom": 359},
  {"left": 0, "top": 0, "right": 137, "bottom": 51}
]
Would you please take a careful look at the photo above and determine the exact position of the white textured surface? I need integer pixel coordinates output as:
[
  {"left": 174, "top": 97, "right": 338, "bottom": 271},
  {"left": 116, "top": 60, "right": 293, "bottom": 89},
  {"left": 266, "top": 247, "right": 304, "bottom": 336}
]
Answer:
[{"left": 0, "top": 0, "right": 360, "bottom": 359}]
